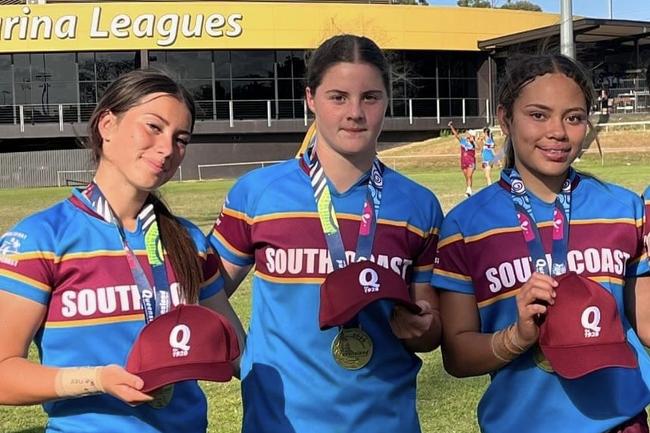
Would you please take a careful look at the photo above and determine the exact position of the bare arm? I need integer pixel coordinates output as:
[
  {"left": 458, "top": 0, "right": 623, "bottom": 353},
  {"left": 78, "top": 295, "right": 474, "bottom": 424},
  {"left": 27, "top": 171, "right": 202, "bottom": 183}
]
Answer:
[
  {"left": 0, "top": 292, "right": 150, "bottom": 405},
  {"left": 438, "top": 273, "right": 556, "bottom": 377},
  {"left": 624, "top": 276, "right": 650, "bottom": 346},
  {"left": 219, "top": 258, "right": 253, "bottom": 298},
  {"left": 200, "top": 290, "right": 247, "bottom": 378},
  {"left": 448, "top": 121, "right": 460, "bottom": 141},
  {"left": 389, "top": 282, "right": 441, "bottom": 353}
]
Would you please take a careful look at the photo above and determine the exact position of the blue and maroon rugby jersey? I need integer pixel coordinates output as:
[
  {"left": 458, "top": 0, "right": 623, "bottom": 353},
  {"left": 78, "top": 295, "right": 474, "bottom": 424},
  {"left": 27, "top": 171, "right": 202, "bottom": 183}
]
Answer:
[
  {"left": 643, "top": 186, "right": 650, "bottom": 262},
  {"left": 432, "top": 172, "right": 650, "bottom": 433},
  {"left": 209, "top": 153, "right": 443, "bottom": 433},
  {"left": 0, "top": 188, "right": 223, "bottom": 433}
]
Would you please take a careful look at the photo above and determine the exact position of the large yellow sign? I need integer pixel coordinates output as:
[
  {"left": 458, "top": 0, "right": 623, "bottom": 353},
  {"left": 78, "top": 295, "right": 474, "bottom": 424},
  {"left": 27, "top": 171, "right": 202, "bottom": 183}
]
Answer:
[{"left": 0, "top": 2, "right": 559, "bottom": 53}]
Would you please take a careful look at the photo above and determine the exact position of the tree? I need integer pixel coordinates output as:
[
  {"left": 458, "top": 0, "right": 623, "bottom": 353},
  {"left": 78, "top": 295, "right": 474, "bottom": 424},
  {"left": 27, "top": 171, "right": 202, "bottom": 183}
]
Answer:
[
  {"left": 500, "top": 0, "right": 542, "bottom": 11},
  {"left": 457, "top": 0, "right": 491, "bottom": 7}
]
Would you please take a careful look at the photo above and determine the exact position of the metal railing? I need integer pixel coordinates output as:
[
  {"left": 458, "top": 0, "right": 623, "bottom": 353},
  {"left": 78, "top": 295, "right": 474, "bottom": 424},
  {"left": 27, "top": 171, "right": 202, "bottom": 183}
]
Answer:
[
  {"left": 3, "top": 96, "right": 649, "bottom": 133},
  {"left": 0, "top": 97, "right": 497, "bottom": 131}
]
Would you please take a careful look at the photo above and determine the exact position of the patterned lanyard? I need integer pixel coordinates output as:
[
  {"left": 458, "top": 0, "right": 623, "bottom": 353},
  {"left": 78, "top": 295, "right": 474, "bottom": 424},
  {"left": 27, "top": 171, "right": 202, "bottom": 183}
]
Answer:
[
  {"left": 82, "top": 182, "right": 171, "bottom": 323},
  {"left": 504, "top": 168, "right": 574, "bottom": 276},
  {"left": 307, "top": 140, "right": 384, "bottom": 269}
]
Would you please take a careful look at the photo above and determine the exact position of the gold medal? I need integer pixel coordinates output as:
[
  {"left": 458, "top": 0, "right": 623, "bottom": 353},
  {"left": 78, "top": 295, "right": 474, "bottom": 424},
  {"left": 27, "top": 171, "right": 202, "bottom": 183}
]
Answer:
[
  {"left": 533, "top": 345, "right": 554, "bottom": 374},
  {"left": 148, "top": 384, "right": 174, "bottom": 409},
  {"left": 331, "top": 327, "right": 373, "bottom": 370}
]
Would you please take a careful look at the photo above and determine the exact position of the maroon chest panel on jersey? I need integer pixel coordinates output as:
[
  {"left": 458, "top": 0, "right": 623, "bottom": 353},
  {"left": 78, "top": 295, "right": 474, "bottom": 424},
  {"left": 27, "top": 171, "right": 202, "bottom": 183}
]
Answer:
[{"left": 251, "top": 217, "right": 427, "bottom": 281}]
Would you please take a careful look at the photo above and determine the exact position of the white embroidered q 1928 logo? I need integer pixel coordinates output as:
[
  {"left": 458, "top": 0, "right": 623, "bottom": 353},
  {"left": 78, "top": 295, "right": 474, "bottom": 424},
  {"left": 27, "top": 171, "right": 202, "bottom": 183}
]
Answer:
[
  {"left": 359, "top": 268, "right": 380, "bottom": 294},
  {"left": 169, "top": 324, "right": 191, "bottom": 357},
  {"left": 581, "top": 306, "right": 601, "bottom": 338}
]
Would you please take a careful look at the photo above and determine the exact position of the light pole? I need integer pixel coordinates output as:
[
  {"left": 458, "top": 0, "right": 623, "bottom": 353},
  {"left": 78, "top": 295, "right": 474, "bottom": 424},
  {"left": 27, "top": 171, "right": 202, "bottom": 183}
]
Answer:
[
  {"left": 608, "top": 0, "right": 613, "bottom": 19},
  {"left": 560, "top": 0, "right": 575, "bottom": 59}
]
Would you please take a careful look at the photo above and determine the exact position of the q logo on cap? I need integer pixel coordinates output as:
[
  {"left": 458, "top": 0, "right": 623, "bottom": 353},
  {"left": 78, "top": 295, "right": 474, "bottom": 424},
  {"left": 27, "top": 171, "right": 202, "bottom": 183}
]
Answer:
[
  {"left": 170, "top": 324, "right": 191, "bottom": 358},
  {"left": 359, "top": 267, "right": 380, "bottom": 294},
  {"left": 581, "top": 306, "right": 601, "bottom": 338}
]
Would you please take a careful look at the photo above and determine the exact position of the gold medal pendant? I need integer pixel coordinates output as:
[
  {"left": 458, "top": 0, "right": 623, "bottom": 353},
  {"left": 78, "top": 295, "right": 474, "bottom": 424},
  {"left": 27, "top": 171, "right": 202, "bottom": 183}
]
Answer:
[
  {"left": 148, "top": 384, "right": 174, "bottom": 409},
  {"left": 331, "top": 327, "right": 374, "bottom": 370}
]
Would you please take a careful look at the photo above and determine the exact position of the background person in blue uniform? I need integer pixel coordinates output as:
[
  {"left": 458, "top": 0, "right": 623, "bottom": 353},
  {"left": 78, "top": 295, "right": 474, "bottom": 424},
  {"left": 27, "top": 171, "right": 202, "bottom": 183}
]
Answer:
[
  {"left": 0, "top": 70, "right": 245, "bottom": 433},
  {"left": 209, "top": 34, "right": 443, "bottom": 433},
  {"left": 478, "top": 127, "right": 496, "bottom": 185},
  {"left": 432, "top": 54, "right": 650, "bottom": 433}
]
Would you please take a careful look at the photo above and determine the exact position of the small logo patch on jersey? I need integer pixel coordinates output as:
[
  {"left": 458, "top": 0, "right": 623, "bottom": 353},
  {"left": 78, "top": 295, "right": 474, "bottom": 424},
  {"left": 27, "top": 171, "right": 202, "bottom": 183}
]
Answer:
[{"left": 0, "top": 231, "right": 27, "bottom": 267}]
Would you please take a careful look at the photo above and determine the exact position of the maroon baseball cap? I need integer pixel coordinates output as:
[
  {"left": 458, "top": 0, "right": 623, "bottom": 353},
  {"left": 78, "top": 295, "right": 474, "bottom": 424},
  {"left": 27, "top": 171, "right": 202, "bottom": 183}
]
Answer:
[
  {"left": 539, "top": 272, "right": 637, "bottom": 379},
  {"left": 319, "top": 260, "right": 421, "bottom": 330},
  {"left": 126, "top": 304, "right": 240, "bottom": 393}
]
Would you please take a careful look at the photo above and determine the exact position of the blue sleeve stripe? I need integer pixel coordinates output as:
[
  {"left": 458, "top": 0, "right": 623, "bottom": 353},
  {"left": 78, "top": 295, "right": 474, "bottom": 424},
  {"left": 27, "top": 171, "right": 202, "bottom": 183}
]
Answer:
[
  {"left": 0, "top": 269, "right": 50, "bottom": 293},
  {"left": 430, "top": 274, "right": 474, "bottom": 295}
]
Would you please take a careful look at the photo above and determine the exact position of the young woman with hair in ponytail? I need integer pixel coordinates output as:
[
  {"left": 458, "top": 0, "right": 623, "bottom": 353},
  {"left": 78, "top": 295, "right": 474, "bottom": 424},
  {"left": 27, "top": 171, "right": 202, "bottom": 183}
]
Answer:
[{"left": 0, "top": 69, "right": 245, "bottom": 433}]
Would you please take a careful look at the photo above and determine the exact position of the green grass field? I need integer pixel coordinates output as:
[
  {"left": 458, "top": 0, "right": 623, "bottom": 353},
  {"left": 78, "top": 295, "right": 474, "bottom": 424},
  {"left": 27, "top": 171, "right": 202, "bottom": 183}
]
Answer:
[{"left": 1, "top": 130, "right": 649, "bottom": 433}]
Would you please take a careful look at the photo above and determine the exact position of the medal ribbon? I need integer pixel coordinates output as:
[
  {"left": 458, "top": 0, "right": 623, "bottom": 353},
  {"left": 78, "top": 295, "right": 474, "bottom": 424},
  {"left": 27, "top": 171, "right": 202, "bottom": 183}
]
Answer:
[
  {"left": 82, "top": 182, "right": 171, "bottom": 323},
  {"left": 307, "top": 139, "right": 384, "bottom": 269},
  {"left": 504, "top": 168, "right": 574, "bottom": 276}
]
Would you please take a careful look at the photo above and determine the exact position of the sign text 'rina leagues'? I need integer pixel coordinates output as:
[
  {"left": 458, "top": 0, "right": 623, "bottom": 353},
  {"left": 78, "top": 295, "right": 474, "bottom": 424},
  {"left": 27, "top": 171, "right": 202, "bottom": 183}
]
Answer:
[{"left": 0, "top": 6, "right": 243, "bottom": 46}]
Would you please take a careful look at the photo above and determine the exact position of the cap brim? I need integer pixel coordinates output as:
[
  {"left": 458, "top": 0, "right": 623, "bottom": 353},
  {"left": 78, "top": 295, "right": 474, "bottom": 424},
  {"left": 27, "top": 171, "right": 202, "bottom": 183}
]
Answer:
[
  {"left": 135, "top": 362, "right": 234, "bottom": 393},
  {"left": 541, "top": 341, "right": 638, "bottom": 379},
  {"left": 319, "top": 297, "right": 422, "bottom": 330}
]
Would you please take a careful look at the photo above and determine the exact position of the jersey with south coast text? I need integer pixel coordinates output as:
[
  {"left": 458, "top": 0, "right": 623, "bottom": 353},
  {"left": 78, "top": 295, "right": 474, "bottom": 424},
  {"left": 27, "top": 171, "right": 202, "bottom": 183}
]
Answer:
[
  {"left": 0, "top": 188, "right": 223, "bottom": 433},
  {"left": 432, "top": 174, "right": 650, "bottom": 433},
  {"left": 209, "top": 155, "right": 443, "bottom": 433}
]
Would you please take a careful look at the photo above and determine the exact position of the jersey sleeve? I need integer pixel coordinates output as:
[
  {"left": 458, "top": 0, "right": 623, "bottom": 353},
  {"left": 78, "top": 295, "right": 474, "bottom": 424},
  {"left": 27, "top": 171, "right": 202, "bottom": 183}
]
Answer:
[
  {"left": 0, "top": 218, "right": 54, "bottom": 305},
  {"left": 207, "top": 176, "right": 256, "bottom": 267},
  {"left": 430, "top": 213, "right": 474, "bottom": 295},
  {"left": 635, "top": 186, "right": 650, "bottom": 277},
  {"left": 411, "top": 196, "right": 444, "bottom": 285}
]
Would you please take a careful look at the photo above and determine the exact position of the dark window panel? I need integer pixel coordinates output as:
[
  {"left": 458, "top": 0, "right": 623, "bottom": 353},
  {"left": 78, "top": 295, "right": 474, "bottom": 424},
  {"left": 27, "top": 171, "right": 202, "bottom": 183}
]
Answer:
[
  {"left": 45, "top": 81, "right": 77, "bottom": 104},
  {"left": 391, "top": 79, "right": 405, "bottom": 99},
  {"left": 96, "top": 81, "right": 113, "bottom": 100},
  {"left": 13, "top": 54, "right": 31, "bottom": 83},
  {"left": 78, "top": 52, "right": 96, "bottom": 81},
  {"left": 231, "top": 51, "right": 274, "bottom": 79},
  {"left": 437, "top": 55, "right": 450, "bottom": 79},
  {"left": 291, "top": 51, "right": 306, "bottom": 78},
  {"left": 0, "top": 55, "right": 11, "bottom": 83},
  {"left": 293, "top": 79, "right": 306, "bottom": 100},
  {"left": 450, "top": 78, "right": 477, "bottom": 98},
  {"left": 388, "top": 99, "right": 407, "bottom": 117},
  {"left": 214, "top": 80, "right": 231, "bottom": 100},
  {"left": 79, "top": 81, "right": 97, "bottom": 104},
  {"left": 232, "top": 79, "right": 273, "bottom": 100},
  {"left": 14, "top": 81, "right": 31, "bottom": 105},
  {"left": 412, "top": 99, "right": 437, "bottom": 117},
  {"left": 213, "top": 51, "right": 231, "bottom": 79},
  {"left": 276, "top": 50, "right": 293, "bottom": 78},
  {"left": 438, "top": 78, "right": 450, "bottom": 98},
  {"left": 181, "top": 79, "right": 213, "bottom": 101},
  {"left": 95, "top": 52, "right": 137, "bottom": 81},
  {"left": 406, "top": 78, "right": 437, "bottom": 99},
  {"left": 0, "top": 82, "right": 12, "bottom": 111},
  {"left": 41, "top": 53, "right": 76, "bottom": 82},
  {"left": 151, "top": 51, "right": 212, "bottom": 80},
  {"left": 450, "top": 55, "right": 478, "bottom": 78},
  {"left": 277, "top": 79, "right": 293, "bottom": 99},
  {"left": 402, "top": 51, "right": 436, "bottom": 77}
]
